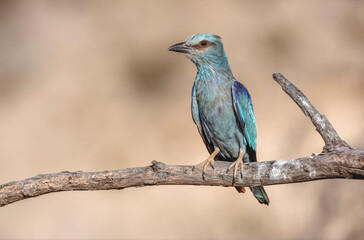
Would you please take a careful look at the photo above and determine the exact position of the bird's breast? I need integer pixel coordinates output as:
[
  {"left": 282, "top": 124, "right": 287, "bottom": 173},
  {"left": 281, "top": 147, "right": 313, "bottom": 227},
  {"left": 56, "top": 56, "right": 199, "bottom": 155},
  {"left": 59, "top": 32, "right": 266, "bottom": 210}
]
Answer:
[{"left": 195, "top": 79, "right": 240, "bottom": 145}]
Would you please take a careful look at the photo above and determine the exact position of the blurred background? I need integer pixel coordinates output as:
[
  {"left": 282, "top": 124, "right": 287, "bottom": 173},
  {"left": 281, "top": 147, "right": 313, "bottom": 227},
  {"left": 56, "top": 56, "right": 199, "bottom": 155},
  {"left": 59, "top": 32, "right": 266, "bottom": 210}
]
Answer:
[{"left": 0, "top": 1, "right": 363, "bottom": 239}]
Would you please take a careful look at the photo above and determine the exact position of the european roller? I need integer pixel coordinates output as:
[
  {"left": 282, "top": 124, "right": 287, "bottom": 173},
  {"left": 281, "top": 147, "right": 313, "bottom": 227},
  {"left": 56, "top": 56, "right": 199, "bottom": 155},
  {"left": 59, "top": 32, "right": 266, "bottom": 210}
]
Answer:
[{"left": 168, "top": 34, "right": 269, "bottom": 205}]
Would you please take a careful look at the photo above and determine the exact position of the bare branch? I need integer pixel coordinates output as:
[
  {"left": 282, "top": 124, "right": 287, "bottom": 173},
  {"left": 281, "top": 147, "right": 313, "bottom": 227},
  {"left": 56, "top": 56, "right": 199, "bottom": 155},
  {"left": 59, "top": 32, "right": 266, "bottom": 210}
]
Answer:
[
  {"left": 0, "top": 73, "right": 363, "bottom": 208},
  {"left": 272, "top": 73, "right": 350, "bottom": 151},
  {"left": 1, "top": 148, "right": 363, "bottom": 207}
]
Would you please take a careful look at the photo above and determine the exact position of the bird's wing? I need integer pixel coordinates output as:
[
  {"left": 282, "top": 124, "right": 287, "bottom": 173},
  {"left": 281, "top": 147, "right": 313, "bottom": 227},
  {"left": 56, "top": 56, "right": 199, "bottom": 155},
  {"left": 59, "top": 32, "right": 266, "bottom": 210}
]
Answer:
[
  {"left": 231, "top": 81, "right": 257, "bottom": 161},
  {"left": 191, "top": 83, "right": 214, "bottom": 154}
]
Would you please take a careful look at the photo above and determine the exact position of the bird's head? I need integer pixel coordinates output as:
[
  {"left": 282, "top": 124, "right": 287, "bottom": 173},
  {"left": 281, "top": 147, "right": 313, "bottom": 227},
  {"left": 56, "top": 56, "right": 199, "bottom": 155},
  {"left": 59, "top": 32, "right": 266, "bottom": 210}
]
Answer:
[{"left": 168, "top": 34, "right": 229, "bottom": 70}]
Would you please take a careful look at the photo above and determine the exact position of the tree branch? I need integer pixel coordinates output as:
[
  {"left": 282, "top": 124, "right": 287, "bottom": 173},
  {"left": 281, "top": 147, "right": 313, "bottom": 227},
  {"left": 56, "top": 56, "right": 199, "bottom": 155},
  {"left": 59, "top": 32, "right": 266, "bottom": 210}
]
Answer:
[
  {"left": 1, "top": 73, "right": 363, "bottom": 207},
  {"left": 272, "top": 73, "right": 350, "bottom": 151}
]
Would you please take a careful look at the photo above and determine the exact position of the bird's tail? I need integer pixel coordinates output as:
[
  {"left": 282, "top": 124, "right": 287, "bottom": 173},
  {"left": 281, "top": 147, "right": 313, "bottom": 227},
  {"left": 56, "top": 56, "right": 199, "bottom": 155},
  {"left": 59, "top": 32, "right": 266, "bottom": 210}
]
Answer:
[
  {"left": 234, "top": 186, "right": 270, "bottom": 205},
  {"left": 250, "top": 186, "right": 270, "bottom": 205}
]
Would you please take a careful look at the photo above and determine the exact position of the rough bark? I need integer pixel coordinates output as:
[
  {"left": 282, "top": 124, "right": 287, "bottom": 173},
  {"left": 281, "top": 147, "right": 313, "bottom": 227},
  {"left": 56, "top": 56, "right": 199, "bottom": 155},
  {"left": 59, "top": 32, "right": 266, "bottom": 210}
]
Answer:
[{"left": 0, "top": 73, "right": 363, "bottom": 207}]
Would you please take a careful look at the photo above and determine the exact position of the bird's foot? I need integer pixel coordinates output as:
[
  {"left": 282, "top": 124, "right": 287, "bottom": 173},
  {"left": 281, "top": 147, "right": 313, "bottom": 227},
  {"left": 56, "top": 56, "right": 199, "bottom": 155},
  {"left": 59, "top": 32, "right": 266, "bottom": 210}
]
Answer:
[
  {"left": 193, "top": 147, "right": 220, "bottom": 180},
  {"left": 227, "top": 149, "right": 245, "bottom": 191},
  {"left": 194, "top": 156, "right": 215, "bottom": 171}
]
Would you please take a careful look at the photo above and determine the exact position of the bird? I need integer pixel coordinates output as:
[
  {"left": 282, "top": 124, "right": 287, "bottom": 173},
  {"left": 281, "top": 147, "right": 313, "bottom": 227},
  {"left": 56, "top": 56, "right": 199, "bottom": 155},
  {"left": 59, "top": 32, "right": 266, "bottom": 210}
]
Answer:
[{"left": 168, "top": 33, "right": 269, "bottom": 205}]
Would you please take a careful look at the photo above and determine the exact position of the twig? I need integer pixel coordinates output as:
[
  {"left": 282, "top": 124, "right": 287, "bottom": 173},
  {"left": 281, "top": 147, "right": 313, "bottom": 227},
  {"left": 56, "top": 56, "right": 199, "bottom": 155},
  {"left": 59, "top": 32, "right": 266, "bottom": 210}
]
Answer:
[{"left": 0, "top": 73, "right": 363, "bottom": 207}]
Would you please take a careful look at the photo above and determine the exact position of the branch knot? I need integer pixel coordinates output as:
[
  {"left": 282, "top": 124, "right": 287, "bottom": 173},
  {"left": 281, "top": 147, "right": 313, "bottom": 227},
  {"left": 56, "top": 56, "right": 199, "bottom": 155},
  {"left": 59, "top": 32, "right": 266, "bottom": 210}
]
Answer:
[{"left": 151, "top": 160, "right": 167, "bottom": 172}]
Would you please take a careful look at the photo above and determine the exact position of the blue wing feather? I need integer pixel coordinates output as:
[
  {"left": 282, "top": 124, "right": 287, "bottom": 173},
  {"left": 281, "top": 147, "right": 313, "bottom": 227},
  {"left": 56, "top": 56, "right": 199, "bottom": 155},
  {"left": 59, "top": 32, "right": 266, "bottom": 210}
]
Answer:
[
  {"left": 231, "top": 81, "right": 257, "bottom": 152},
  {"left": 191, "top": 83, "right": 214, "bottom": 154}
]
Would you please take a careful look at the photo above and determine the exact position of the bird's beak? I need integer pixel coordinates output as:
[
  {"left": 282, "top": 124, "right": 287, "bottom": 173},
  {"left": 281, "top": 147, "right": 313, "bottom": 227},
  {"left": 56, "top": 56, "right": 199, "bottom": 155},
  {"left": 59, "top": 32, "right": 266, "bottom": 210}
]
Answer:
[{"left": 168, "top": 41, "right": 191, "bottom": 54}]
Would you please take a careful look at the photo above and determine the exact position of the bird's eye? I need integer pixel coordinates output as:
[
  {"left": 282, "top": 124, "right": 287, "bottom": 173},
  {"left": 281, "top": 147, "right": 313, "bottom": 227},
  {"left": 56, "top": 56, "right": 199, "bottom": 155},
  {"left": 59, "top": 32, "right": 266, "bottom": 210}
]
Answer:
[
  {"left": 195, "top": 40, "right": 210, "bottom": 50},
  {"left": 200, "top": 40, "right": 208, "bottom": 46}
]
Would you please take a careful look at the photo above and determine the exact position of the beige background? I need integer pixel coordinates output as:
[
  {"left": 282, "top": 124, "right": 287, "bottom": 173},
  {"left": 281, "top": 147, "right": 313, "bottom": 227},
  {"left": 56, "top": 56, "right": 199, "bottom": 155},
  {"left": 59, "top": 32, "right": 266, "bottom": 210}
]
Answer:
[{"left": 0, "top": 1, "right": 363, "bottom": 239}]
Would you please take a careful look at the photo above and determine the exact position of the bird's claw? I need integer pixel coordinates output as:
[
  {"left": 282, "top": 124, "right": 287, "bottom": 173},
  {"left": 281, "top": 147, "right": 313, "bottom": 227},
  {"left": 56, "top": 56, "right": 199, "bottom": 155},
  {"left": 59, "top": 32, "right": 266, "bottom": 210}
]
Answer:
[
  {"left": 193, "top": 148, "right": 220, "bottom": 180},
  {"left": 193, "top": 157, "right": 214, "bottom": 170},
  {"left": 193, "top": 157, "right": 215, "bottom": 180},
  {"left": 227, "top": 150, "right": 245, "bottom": 185},
  {"left": 227, "top": 158, "right": 244, "bottom": 178}
]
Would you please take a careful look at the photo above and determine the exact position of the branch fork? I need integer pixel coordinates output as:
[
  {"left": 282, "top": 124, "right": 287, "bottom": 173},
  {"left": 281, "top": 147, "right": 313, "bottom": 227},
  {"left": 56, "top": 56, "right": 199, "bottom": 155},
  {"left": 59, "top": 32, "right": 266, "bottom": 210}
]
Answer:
[{"left": 0, "top": 73, "right": 363, "bottom": 207}]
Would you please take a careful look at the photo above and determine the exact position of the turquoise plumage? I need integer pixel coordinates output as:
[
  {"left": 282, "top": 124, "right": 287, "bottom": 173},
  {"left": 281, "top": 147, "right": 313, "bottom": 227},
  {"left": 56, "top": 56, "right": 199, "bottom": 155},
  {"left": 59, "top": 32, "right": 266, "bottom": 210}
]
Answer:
[{"left": 169, "top": 34, "right": 269, "bottom": 205}]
